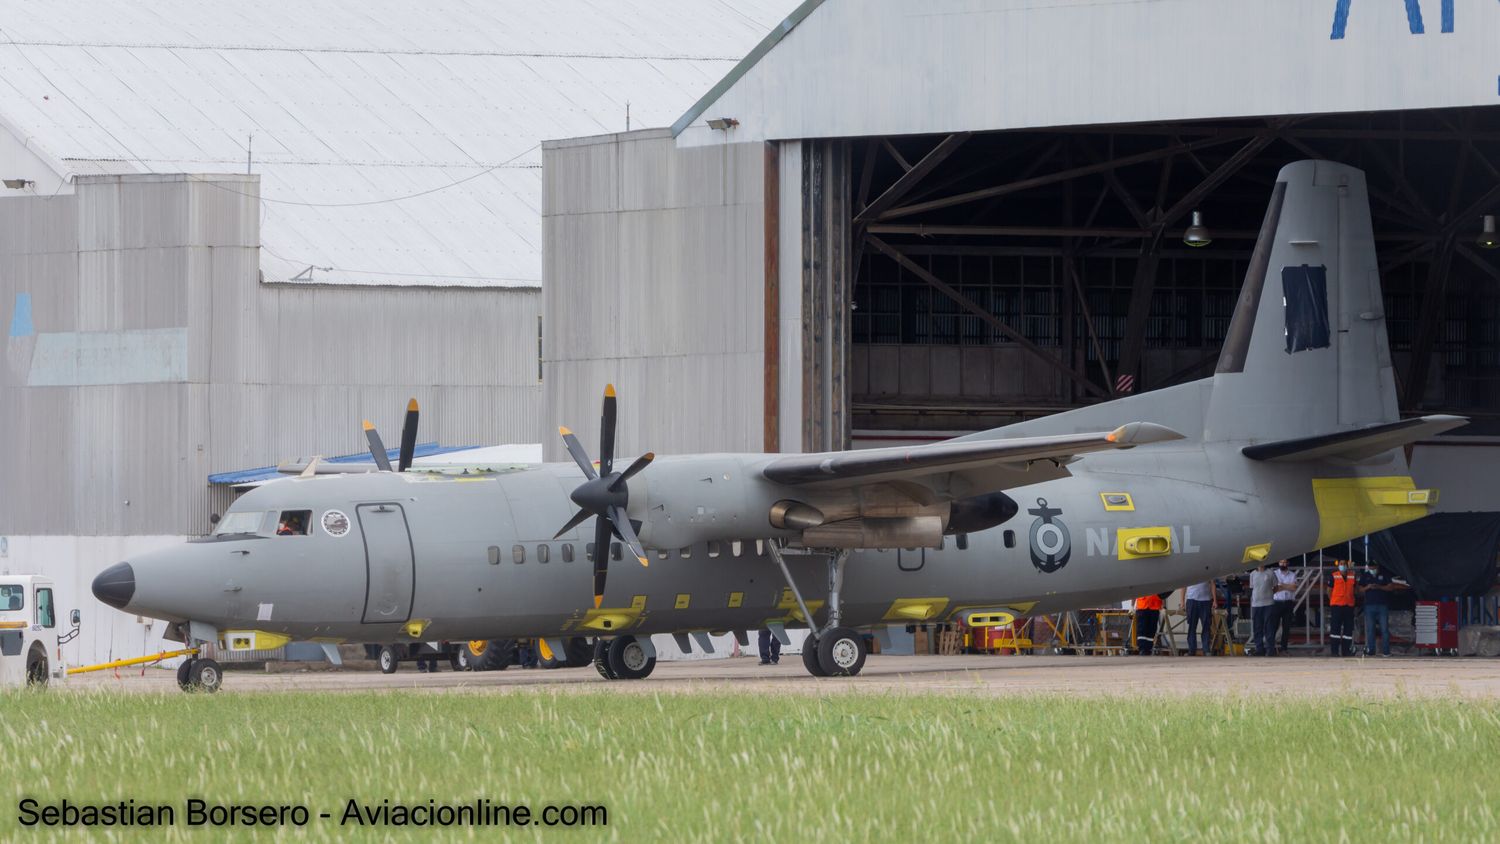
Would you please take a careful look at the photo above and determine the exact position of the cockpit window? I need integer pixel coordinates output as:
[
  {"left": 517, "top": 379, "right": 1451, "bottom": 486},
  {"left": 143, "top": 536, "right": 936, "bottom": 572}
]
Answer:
[
  {"left": 276, "top": 510, "right": 312, "bottom": 536},
  {"left": 215, "top": 511, "right": 266, "bottom": 536},
  {"left": 0, "top": 585, "right": 23, "bottom": 611}
]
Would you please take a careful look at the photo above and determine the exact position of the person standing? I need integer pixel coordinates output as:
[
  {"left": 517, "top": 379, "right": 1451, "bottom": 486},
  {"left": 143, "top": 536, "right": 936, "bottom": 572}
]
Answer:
[
  {"left": 1183, "top": 581, "right": 1215, "bottom": 656},
  {"left": 1248, "top": 563, "right": 1277, "bottom": 656},
  {"left": 1359, "top": 562, "right": 1396, "bottom": 656},
  {"left": 1272, "top": 559, "right": 1299, "bottom": 653},
  {"left": 757, "top": 628, "right": 782, "bottom": 665},
  {"left": 1327, "top": 562, "right": 1358, "bottom": 657},
  {"left": 1134, "top": 593, "right": 1164, "bottom": 655}
]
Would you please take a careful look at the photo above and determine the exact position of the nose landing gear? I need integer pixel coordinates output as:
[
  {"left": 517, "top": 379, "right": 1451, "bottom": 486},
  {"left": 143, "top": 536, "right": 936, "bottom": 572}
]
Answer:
[{"left": 174, "top": 656, "right": 223, "bottom": 693}]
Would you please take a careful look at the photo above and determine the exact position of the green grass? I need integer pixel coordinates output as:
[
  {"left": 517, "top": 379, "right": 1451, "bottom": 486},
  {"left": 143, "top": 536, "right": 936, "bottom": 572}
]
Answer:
[{"left": 3, "top": 689, "right": 1498, "bottom": 841}]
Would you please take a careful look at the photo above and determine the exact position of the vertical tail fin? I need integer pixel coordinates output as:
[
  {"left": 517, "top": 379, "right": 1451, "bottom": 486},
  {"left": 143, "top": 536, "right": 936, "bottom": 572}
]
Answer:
[{"left": 1205, "top": 161, "right": 1399, "bottom": 443}]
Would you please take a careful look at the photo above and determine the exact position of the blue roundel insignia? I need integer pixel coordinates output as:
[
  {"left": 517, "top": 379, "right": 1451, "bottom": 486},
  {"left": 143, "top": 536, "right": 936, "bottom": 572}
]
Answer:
[{"left": 1028, "top": 498, "right": 1071, "bottom": 573}]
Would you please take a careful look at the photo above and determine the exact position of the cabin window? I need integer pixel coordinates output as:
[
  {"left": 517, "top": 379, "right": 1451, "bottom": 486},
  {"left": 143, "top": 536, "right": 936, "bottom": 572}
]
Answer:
[
  {"left": 562, "top": 544, "right": 574, "bottom": 563},
  {"left": 657, "top": 550, "right": 670, "bottom": 561},
  {"left": 0, "top": 584, "right": 23, "bottom": 611},
  {"left": 276, "top": 510, "right": 311, "bottom": 536},
  {"left": 586, "top": 543, "right": 595, "bottom": 562},
  {"left": 755, "top": 540, "right": 765, "bottom": 556},
  {"left": 708, "top": 542, "right": 721, "bottom": 559},
  {"left": 731, "top": 541, "right": 743, "bottom": 557},
  {"left": 680, "top": 546, "right": 692, "bottom": 559},
  {"left": 513, "top": 545, "right": 525, "bottom": 564},
  {"left": 36, "top": 588, "right": 54, "bottom": 628},
  {"left": 488, "top": 546, "right": 501, "bottom": 565},
  {"left": 537, "top": 544, "right": 550, "bottom": 564},
  {"left": 1003, "top": 530, "right": 1016, "bottom": 549},
  {"left": 216, "top": 511, "right": 265, "bottom": 536},
  {"left": 611, "top": 542, "right": 622, "bottom": 562},
  {"left": 956, "top": 534, "right": 969, "bottom": 551}
]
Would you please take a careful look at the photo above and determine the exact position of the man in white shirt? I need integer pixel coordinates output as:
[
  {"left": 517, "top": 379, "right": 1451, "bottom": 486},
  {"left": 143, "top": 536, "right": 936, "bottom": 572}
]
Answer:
[
  {"left": 1183, "top": 581, "right": 1215, "bottom": 656},
  {"left": 1272, "top": 559, "right": 1299, "bottom": 653},
  {"left": 1248, "top": 564, "right": 1278, "bottom": 656}
]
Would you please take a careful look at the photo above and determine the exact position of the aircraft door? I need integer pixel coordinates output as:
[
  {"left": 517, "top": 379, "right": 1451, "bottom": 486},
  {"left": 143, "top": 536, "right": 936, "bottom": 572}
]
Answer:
[{"left": 357, "top": 503, "right": 415, "bottom": 624}]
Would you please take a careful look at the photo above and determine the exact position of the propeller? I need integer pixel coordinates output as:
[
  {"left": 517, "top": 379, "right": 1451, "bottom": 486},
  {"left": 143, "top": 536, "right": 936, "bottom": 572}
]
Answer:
[
  {"left": 362, "top": 398, "right": 421, "bottom": 472},
  {"left": 554, "top": 384, "right": 654, "bottom": 608}
]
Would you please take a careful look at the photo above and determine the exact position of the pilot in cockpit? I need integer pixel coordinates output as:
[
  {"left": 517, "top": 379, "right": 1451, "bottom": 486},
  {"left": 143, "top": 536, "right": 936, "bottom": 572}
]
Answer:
[{"left": 277, "top": 513, "right": 307, "bottom": 536}]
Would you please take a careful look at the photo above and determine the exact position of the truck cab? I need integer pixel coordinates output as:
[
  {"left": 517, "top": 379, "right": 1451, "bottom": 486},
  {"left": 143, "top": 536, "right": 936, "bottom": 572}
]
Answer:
[{"left": 0, "top": 575, "right": 78, "bottom": 687}]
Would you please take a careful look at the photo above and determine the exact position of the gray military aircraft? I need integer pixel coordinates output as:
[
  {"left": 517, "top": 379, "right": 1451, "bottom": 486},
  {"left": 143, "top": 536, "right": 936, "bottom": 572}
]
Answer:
[{"left": 93, "top": 160, "right": 1463, "bottom": 691}]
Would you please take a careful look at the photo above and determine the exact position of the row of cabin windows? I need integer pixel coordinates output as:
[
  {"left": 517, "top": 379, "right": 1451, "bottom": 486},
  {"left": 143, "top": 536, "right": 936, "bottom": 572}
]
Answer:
[{"left": 493, "top": 531, "right": 1018, "bottom": 565}]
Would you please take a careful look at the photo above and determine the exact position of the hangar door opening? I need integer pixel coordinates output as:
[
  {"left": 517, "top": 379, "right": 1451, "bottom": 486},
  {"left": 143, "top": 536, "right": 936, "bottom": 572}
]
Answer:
[{"left": 785, "top": 108, "right": 1500, "bottom": 448}]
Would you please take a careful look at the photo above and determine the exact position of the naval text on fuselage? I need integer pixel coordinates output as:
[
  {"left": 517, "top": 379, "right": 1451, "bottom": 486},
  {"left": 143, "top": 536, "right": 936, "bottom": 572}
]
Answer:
[{"left": 17, "top": 797, "right": 608, "bottom": 829}]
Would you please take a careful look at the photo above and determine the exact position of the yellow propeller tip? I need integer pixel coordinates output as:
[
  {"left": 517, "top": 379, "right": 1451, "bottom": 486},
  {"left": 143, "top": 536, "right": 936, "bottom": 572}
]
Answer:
[
  {"left": 407, "top": 398, "right": 419, "bottom": 411},
  {"left": 362, "top": 420, "right": 374, "bottom": 431},
  {"left": 604, "top": 384, "right": 616, "bottom": 398},
  {"left": 638, "top": 556, "right": 649, "bottom": 568},
  {"left": 593, "top": 595, "right": 604, "bottom": 609},
  {"left": 559, "top": 426, "right": 572, "bottom": 436},
  {"left": 643, "top": 451, "right": 656, "bottom": 460}
]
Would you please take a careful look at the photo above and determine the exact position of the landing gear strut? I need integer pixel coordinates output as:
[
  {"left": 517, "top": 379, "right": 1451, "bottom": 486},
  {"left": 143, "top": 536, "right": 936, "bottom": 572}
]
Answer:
[{"left": 768, "top": 543, "right": 867, "bottom": 677}]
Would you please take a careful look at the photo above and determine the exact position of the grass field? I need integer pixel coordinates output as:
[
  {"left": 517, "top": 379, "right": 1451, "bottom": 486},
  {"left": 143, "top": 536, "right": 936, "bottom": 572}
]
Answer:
[{"left": 4, "top": 689, "right": 1499, "bottom": 841}]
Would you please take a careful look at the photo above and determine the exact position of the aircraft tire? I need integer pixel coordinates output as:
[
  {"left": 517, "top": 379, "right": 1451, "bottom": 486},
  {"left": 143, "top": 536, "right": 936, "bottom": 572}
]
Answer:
[
  {"left": 453, "top": 648, "right": 471, "bottom": 671},
  {"left": 377, "top": 645, "right": 401, "bottom": 674},
  {"left": 187, "top": 658, "right": 224, "bottom": 693},
  {"left": 606, "top": 636, "right": 655, "bottom": 680},
  {"left": 801, "top": 635, "right": 828, "bottom": 677},
  {"left": 562, "top": 637, "right": 594, "bottom": 668},
  {"left": 25, "top": 644, "right": 48, "bottom": 688},
  {"left": 816, "top": 627, "right": 867, "bottom": 677},
  {"left": 592, "top": 640, "right": 617, "bottom": 680},
  {"left": 176, "top": 658, "right": 195, "bottom": 689},
  {"left": 471, "top": 639, "right": 516, "bottom": 672}
]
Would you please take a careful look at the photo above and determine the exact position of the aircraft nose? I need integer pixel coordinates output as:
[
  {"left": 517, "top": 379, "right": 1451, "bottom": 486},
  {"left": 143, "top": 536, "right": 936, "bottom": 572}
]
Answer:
[{"left": 92, "top": 562, "right": 136, "bottom": 610}]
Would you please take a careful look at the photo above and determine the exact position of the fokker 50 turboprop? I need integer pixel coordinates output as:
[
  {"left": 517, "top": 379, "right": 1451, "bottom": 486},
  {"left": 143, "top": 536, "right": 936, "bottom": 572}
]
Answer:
[{"left": 93, "top": 161, "right": 1465, "bottom": 691}]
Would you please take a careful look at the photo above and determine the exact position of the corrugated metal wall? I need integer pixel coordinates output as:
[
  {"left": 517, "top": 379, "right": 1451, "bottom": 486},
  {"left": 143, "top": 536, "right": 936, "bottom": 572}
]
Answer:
[
  {"left": 1, "top": 174, "right": 542, "bottom": 536},
  {"left": 541, "top": 130, "right": 768, "bottom": 460}
]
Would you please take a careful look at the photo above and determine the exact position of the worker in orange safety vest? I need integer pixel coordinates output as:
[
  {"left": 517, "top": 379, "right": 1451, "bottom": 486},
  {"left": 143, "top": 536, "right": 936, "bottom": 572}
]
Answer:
[
  {"left": 1327, "top": 562, "right": 1358, "bottom": 657},
  {"left": 1134, "top": 593, "right": 1164, "bottom": 655}
]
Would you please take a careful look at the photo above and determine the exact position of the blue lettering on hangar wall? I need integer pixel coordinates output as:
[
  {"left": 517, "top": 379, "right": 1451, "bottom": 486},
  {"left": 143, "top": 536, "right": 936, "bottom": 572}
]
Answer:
[{"left": 1330, "top": 0, "right": 1499, "bottom": 95}]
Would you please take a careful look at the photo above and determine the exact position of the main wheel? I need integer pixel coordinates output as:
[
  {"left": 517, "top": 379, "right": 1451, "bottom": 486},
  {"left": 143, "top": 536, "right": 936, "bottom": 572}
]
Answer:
[
  {"left": 25, "top": 646, "right": 48, "bottom": 688},
  {"left": 816, "top": 627, "right": 867, "bottom": 677},
  {"left": 593, "top": 639, "right": 617, "bottom": 680},
  {"left": 801, "top": 634, "right": 828, "bottom": 677},
  {"left": 176, "top": 658, "right": 196, "bottom": 690},
  {"left": 606, "top": 636, "right": 656, "bottom": 680},
  {"left": 562, "top": 637, "right": 594, "bottom": 668},
  {"left": 536, "top": 638, "right": 562, "bottom": 670},
  {"left": 187, "top": 658, "right": 223, "bottom": 693},
  {"left": 377, "top": 645, "right": 401, "bottom": 674},
  {"left": 453, "top": 647, "right": 471, "bottom": 671},
  {"left": 468, "top": 639, "right": 517, "bottom": 672}
]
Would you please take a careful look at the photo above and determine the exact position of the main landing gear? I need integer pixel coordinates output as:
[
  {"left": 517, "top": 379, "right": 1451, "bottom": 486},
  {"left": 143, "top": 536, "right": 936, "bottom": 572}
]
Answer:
[
  {"left": 592, "top": 635, "right": 657, "bottom": 680},
  {"left": 769, "top": 543, "right": 867, "bottom": 677}
]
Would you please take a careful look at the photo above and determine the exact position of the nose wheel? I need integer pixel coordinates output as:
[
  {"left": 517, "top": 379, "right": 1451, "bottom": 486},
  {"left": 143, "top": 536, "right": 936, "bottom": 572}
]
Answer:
[{"left": 175, "top": 657, "right": 223, "bottom": 693}]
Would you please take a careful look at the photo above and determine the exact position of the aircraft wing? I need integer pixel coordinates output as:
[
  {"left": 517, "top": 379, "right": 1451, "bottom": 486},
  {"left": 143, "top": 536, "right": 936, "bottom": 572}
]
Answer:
[
  {"left": 759, "top": 422, "right": 1184, "bottom": 500},
  {"left": 274, "top": 459, "right": 532, "bottom": 477}
]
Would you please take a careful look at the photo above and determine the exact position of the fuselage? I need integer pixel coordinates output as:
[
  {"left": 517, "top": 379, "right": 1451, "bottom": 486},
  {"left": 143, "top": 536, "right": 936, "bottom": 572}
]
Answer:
[{"left": 106, "top": 434, "right": 1380, "bottom": 644}]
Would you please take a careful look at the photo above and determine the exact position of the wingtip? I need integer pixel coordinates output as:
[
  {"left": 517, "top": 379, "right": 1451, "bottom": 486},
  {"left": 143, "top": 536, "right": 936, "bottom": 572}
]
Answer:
[
  {"left": 604, "top": 383, "right": 616, "bottom": 398},
  {"left": 1108, "top": 422, "right": 1188, "bottom": 445}
]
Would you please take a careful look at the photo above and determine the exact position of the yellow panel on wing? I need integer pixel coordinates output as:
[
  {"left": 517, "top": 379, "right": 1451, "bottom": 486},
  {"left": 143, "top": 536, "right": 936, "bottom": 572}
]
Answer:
[
  {"left": 1312, "top": 476, "right": 1431, "bottom": 548},
  {"left": 881, "top": 597, "right": 951, "bottom": 622},
  {"left": 1118, "top": 527, "right": 1172, "bottom": 559}
]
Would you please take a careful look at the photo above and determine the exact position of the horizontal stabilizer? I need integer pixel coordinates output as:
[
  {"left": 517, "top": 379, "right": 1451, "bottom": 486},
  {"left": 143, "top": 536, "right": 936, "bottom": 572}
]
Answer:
[{"left": 1241, "top": 415, "right": 1467, "bottom": 463}]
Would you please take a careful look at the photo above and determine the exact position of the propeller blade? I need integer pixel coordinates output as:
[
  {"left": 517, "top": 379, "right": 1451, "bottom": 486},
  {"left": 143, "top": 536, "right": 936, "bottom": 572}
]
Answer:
[
  {"left": 599, "top": 384, "right": 617, "bottom": 476},
  {"left": 397, "top": 398, "right": 419, "bottom": 472},
  {"left": 553, "top": 508, "right": 592, "bottom": 540},
  {"left": 363, "top": 421, "right": 393, "bottom": 472},
  {"left": 558, "top": 427, "right": 599, "bottom": 480},
  {"left": 609, "top": 452, "right": 655, "bottom": 493},
  {"left": 592, "top": 516, "right": 613, "bottom": 609},
  {"left": 609, "top": 505, "right": 649, "bottom": 568}
]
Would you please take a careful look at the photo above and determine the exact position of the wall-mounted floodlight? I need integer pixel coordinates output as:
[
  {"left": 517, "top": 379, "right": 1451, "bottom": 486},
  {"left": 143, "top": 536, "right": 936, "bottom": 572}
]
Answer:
[
  {"left": 2, "top": 179, "right": 34, "bottom": 190},
  {"left": 706, "top": 117, "right": 740, "bottom": 131},
  {"left": 1479, "top": 215, "right": 1499, "bottom": 250},
  {"left": 1182, "top": 210, "right": 1212, "bottom": 248}
]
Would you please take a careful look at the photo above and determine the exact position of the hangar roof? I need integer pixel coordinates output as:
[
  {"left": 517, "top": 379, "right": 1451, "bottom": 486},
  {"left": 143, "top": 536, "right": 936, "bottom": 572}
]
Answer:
[
  {"left": 675, "top": 0, "right": 1500, "bottom": 147},
  {"left": 0, "top": 0, "right": 799, "bottom": 286}
]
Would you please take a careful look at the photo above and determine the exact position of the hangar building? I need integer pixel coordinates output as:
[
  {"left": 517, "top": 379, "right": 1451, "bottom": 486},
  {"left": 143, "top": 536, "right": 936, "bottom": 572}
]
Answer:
[
  {"left": 0, "top": 0, "right": 799, "bottom": 666},
  {"left": 544, "top": 0, "right": 1500, "bottom": 594}
]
